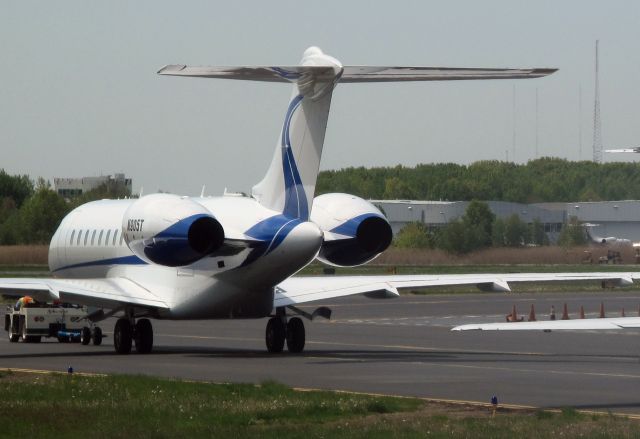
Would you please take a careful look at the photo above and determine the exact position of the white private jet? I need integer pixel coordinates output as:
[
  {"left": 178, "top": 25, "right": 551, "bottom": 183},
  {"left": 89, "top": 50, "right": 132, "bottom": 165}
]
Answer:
[
  {"left": 3, "top": 47, "right": 638, "bottom": 354},
  {"left": 584, "top": 223, "right": 632, "bottom": 247}
]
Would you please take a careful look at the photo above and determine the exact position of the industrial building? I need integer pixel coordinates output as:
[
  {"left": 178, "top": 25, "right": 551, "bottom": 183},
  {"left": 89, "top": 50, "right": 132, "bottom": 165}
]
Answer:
[
  {"left": 54, "top": 174, "right": 132, "bottom": 199},
  {"left": 372, "top": 200, "right": 640, "bottom": 243}
]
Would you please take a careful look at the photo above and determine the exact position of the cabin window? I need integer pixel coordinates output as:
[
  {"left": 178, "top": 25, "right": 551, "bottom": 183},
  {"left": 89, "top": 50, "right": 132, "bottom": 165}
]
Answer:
[
  {"left": 120, "top": 232, "right": 125, "bottom": 246},
  {"left": 77, "top": 230, "right": 82, "bottom": 246},
  {"left": 112, "top": 230, "right": 118, "bottom": 246},
  {"left": 98, "top": 230, "right": 104, "bottom": 246},
  {"left": 91, "top": 230, "right": 96, "bottom": 246},
  {"left": 105, "top": 230, "right": 111, "bottom": 246},
  {"left": 84, "top": 230, "right": 89, "bottom": 246},
  {"left": 69, "top": 230, "right": 76, "bottom": 246}
]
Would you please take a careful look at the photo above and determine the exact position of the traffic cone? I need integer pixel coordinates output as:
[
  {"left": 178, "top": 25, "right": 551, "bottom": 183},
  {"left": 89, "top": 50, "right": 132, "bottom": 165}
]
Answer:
[
  {"left": 561, "top": 303, "right": 570, "bottom": 320},
  {"left": 507, "top": 304, "right": 518, "bottom": 322},
  {"left": 622, "top": 307, "right": 625, "bottom": 317},
  {"left": 550, "top": 305, "right": 556, "bottom": 320},
  {"left": 599, "top": 302, "right": 605, "bottom": 318},
  {"left": 528, "top": 304, "right": 536, "bottom": 322},
  {"left": 579, "top": 306, "right": 585, "bottom": 319}
]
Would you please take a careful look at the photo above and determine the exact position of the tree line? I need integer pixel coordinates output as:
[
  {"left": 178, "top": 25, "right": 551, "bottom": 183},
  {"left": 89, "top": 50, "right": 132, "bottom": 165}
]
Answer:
[
  {"left": 0, "top": 170, "right": 131, "bottom": 245},
  {"left": 316, "top": 158, "right": 640, "bottom": 203},
  {"left": 0, "top": 157, "right": 618, "bottom": 247},
  {"left": 395, "top": 200, "right": 587, "bottom": 254}
]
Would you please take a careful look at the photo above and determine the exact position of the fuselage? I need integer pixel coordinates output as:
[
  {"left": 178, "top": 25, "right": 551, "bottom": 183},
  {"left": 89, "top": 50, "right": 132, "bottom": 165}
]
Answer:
[{"left": 48, "top": 195, "right": 323, "bottom": 319}]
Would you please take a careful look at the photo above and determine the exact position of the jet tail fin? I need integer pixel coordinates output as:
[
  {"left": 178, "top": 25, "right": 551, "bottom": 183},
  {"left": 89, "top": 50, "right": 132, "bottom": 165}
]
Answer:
[{"left": 159, "top": 48, "right": 556, "bottom": 220}]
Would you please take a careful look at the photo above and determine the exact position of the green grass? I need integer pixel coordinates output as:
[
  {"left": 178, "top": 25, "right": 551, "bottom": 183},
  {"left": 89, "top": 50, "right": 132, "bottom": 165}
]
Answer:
[{"left": 0, "top": 373, "right": 638, "bottom": 438}]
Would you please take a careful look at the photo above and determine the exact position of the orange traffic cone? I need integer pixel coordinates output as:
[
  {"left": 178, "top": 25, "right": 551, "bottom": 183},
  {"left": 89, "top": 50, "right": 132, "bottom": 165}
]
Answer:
[
  {"left": 599, "top": 302, "right": 605, "bottom": 318},
  {"left": 561, "top": 303, "right": 570, "bottom": 320},
  {"left": 528, "top": 304, "right": 536, "bottom": 322},
  {"left": 579, "top": 305, "right": 585, "bottom": 319},
  {"left": 622, "top": 307, "right": 626, "bottom": 317}
]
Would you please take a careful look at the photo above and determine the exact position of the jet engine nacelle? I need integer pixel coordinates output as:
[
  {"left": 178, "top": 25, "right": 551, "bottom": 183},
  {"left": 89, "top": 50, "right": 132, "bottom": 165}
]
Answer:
[
  {"left": 311, "top": 193, "right": 392, "bottom": 267},
  {"left": 123, "top": 194, "right": 224, "bottom": 267}
]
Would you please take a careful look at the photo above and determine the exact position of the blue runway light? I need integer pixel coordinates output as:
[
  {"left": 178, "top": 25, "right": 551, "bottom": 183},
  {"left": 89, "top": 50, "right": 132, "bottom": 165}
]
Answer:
[{"left": 67, "top": 366, "right": 74, "bottom": 374}]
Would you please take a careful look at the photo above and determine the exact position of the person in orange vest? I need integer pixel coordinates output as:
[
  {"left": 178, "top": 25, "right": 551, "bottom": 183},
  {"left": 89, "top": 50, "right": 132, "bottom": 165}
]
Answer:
[{"left": 14, "top": 296, "right": 34, "bottom": 311}]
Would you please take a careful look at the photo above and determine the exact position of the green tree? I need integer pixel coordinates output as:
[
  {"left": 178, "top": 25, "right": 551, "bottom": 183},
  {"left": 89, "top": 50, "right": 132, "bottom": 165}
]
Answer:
[
  {"left": 461, "top": 200, "right": 494, "bottom": 247},
  {"left": 437, "top": 201, "right": 495, "bottom": 254},
  {"left": 503, "top": 214, "right": 529, "bottom": 247},
  {"left": 394, "top": 222, "right": 433, "bottom": 249},
  {"left": 557, "top": 217, "right": 587, "bottom": 247},
  {"left": 491, "top": 218, "right": 506, "bottom": 247},
  {"left": 382, "top": 177, "right": 415, "bottom": 200},
  {"left": 529, "top": 218, "right": 547, "bottom": 246},
  {"left": 20, "top": 188, "right": 70, "bottom": 244}
]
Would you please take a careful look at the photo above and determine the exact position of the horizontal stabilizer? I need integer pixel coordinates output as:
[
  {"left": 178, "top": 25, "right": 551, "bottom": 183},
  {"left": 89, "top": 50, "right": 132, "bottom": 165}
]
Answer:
[
  {"left": 157, "top": 65, "right": 337, "bottom": 82},
  {"left": 340, "top": 66, "right": 557, "bottom": 82},
  {"left": 158, "top": 65, "right": 557, "bottom": 83}
]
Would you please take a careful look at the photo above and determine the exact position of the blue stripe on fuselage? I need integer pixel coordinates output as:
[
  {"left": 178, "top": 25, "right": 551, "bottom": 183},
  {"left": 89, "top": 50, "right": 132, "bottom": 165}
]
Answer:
[{"left": 52, "top": 255, "right": 147, "bottom": 273}]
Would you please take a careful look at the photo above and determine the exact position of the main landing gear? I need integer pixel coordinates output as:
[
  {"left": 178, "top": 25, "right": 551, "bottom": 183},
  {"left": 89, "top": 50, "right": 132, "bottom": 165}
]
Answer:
[
  {"left": 113, "top": 316, "right": 153, "bottom": 354},
  {"left": 265, "top": 308, "right": 306, "bottom": 354}
]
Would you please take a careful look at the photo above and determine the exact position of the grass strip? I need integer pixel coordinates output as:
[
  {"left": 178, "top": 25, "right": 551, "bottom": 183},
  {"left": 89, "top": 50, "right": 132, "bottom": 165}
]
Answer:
[{"left": 0, "top": 371, "right": 638, "bottom": 438}]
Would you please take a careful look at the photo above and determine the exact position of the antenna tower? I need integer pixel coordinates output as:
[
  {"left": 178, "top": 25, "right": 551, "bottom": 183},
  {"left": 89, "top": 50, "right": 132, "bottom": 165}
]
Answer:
[{"left": 592, "top": 40, "right": 602, "bottom": 163}]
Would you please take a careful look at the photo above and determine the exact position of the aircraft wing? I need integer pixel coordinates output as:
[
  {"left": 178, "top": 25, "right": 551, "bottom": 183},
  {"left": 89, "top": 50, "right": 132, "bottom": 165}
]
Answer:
[
  {"left": 452, "top": 317, "right": 640, "bottom": 331},
  {"left": 0, "top": 278, "right": 169, "bottom": 310},
  {"left": 274, "top": 272, "right": 638, "bottom": 307}
]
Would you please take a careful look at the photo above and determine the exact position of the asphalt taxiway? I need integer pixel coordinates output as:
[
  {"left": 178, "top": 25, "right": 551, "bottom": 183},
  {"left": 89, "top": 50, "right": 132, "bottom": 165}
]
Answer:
[{"left": 3, "top": 291, "right": 640, "bottom": 414}]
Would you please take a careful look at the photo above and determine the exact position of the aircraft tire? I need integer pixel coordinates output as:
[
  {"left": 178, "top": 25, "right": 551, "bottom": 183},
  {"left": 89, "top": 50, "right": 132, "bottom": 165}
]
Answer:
[
  {"left": 114, "top": 318, "right": 133, "bottom": 354},
  {"left": 8, "top": 316, "right": 18, "bottom": 342},
  {"left": 20, "top": 318, "right": 31, "bottom": 343},
  {"left": 92, "top": 327, "right": 103, "bottom": 346},
  {"left": 134, "top": 319, "right": 153, "bottom": 354},
  {"left": 286, "top": 317, "right": 305, "bottom": 353},
  {"left": 81, "top": 327, "right": 91, "bottom": 345},
  {"left": 266, "top": 317, "right": 285, "bottom": 353},
  {"left": 8, "top": 329, "right": 19, "bottom": 343}
]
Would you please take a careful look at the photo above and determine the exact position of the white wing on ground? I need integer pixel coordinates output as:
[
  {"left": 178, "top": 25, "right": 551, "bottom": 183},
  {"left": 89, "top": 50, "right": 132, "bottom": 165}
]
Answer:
[
  {"left": 452, "top": 317, "right": 640, "bottom": 331},
  {"left": 0, "top": 278, "right": 169, "bottom": 310},
  {"left": 275, "top": 272, "right": 639, "bottom": 307}
]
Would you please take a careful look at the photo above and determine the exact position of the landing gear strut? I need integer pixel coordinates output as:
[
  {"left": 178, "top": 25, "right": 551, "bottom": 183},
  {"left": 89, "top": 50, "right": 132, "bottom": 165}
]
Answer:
[
  {"left": 113, "top": 315, "right": 153, "bottom": 354},
  {"left": 265, "top": 309, "right": 306, "bottom": 354}
]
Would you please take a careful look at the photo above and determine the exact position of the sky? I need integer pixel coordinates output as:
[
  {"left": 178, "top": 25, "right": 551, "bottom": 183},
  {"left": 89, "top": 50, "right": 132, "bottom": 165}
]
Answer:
[{"left": 2, "top": 1, "right": 640, "bottom": 195}]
